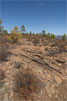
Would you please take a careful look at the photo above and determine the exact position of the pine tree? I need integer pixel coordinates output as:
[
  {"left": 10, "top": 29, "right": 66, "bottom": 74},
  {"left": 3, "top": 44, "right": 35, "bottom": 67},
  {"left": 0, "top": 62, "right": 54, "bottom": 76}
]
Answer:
[
  {"left": 62, "top": 33, "right": 66, "bottom": 41},
  {"left": 21, "top": 25, "right": 26, "bottom": 33}
]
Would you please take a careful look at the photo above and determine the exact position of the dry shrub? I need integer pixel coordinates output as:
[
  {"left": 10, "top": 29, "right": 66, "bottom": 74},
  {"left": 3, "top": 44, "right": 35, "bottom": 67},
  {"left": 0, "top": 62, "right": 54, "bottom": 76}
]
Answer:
[
  {"left": 0, "top": 44, "right": 10, "bottom": 62},
  {"left": 53, "top": 40, "right": 67, "bottom": 52},
  {"left": 0, "top": 69, "right": 5, "bottom": 87},
  {"left": 14, "top": 68, "right": 43, "bottom": 100},
  {"left": 33, "top": 38, "right": 40, "bottom": 45}
]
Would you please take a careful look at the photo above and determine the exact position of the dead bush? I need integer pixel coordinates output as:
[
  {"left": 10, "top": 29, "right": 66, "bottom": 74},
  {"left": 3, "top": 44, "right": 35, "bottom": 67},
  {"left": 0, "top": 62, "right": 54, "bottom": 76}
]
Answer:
[
  {"left": 0, "top": 44, "right": 10, "bottom": 62},
  {"left": 14, "top": 68, "right": 43, "bottom": 100}
]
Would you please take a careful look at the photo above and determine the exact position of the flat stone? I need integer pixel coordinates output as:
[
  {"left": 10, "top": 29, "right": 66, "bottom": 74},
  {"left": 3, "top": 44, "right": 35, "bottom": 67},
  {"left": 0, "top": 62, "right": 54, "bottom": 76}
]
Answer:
[{"left": 56, "top": 58, "right": 65, "bottom": 63}]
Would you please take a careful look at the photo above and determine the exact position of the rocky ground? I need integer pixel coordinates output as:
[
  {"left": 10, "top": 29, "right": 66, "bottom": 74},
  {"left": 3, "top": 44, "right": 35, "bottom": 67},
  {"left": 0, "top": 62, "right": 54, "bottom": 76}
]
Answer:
[{"left": 0, "top": 35, "right": 67, "bottom": 101}]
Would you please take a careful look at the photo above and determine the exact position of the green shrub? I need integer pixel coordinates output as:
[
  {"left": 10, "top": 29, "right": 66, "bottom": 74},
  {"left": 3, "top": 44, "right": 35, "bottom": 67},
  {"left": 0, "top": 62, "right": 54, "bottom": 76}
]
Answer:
[
  {"left": 8, "top": 32, "right": 22, "bottom": 43},
  {"left": 51, "top": 34, "right": 56, "bottom": 39},
  {"left": 62, "top": 33, "right": 66, "bottom": 41},
  {"left": 8, "top": 28, "right": 22, "bottom": 43}
]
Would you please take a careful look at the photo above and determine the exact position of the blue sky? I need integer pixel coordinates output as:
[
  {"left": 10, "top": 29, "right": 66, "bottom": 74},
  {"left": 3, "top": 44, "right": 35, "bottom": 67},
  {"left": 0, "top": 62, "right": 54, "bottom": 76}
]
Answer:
[{"left": 0, "top": 0, "right": 66, "bottom": 35}]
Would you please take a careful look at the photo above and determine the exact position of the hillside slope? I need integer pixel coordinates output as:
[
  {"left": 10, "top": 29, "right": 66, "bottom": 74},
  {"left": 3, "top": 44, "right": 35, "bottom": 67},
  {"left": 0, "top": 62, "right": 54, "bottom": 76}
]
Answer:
[{"left": 0, "top": 35, "right": 67, "bottom": 101}]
